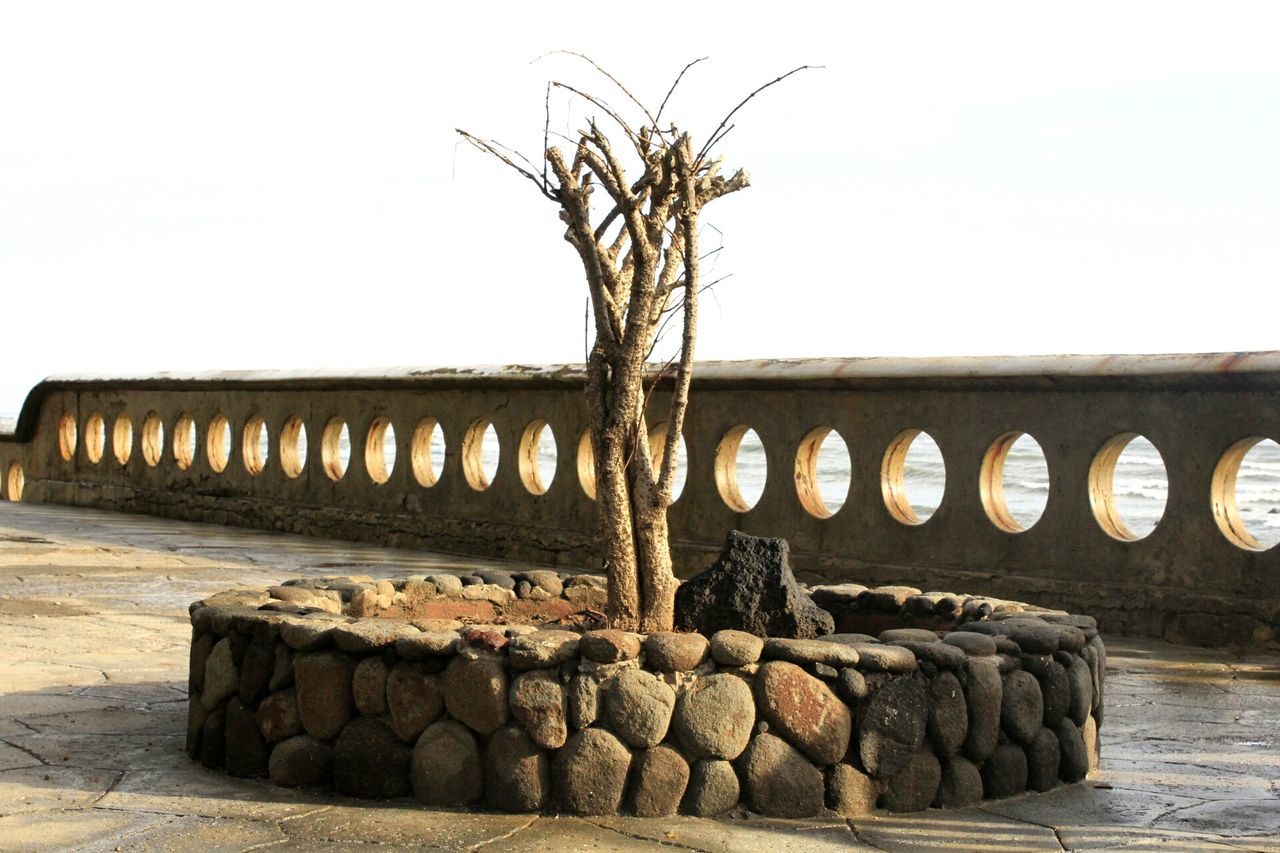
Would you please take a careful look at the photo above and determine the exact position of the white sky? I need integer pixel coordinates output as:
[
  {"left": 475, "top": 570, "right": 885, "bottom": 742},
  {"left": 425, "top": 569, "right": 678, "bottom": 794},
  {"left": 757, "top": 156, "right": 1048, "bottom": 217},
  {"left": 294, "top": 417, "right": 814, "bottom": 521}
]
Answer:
[{"left": 1, "top": 1, "right": 1278, "bottom": 413}]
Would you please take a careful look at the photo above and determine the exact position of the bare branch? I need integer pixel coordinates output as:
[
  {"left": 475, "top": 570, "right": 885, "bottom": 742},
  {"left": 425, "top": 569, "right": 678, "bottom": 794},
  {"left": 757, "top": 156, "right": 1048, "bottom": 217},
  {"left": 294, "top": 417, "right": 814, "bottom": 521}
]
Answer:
[
  {"left": 655, "top": 57, "right": 708, "bottom": 128},
  {"left": 538, "top": 50, "right": 659, "bottom": 130},
  {"left": 696, "top": 64, "right": 822, "bottom": 163},
  {"left": 456, "top": 129, "right": 556, "bottom": 200},
  {"left": 551, "top": 82, "right": 641, "bottom": 152}
]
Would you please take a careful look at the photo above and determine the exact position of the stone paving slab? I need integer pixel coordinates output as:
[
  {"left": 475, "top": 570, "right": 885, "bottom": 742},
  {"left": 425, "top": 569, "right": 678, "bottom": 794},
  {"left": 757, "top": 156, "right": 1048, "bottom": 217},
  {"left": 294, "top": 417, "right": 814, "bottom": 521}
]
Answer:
[{"left": 1, "top": 502, "right": 1279, "bottom": 851}]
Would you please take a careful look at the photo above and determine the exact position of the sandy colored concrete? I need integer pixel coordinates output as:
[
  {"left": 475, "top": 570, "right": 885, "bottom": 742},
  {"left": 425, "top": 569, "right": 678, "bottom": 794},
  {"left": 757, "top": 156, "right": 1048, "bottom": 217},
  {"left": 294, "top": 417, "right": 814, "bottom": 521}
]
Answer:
[{"left": 0, "top": 502, "right": 1277, "bottom": 852}]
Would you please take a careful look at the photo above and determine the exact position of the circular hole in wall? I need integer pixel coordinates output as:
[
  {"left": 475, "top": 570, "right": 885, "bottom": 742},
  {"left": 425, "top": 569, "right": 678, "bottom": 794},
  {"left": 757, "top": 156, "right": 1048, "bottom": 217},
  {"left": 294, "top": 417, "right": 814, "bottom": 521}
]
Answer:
[
  {"left": 366, "top": 418, "right": 397, "bottom": 485},
  {"left": 882, "top": 429, "right": 947, "bottom": 525},
  {"left": 716, "top": 425, "right": 767, "bottom": 512},
  {"left": 1212, "top": 437, "right": 1280, "bottom": 551},
  {"left": 141, "top": 413, "right": 165, "bottom": 467},
  {"left": 647, "top": 423, "right": 689, "bottom": 502},
  {"left": 578, "top": 429, "right": 596, "bottom": 500},
  {"left": 980, "top": 432, "right": 1050, "bottom": 533},
  {"left": 322, "top": 418, "right": 350, "bottom": 481},
  {"left": 1089, "top": 433, "right": 1168, "bottom": 541},
  {"left": 243, "top": 415, "right": 269, "bottom": 476},
  {"left": 207, "top": 414, "right": 232, "bottom": 474},
  {"left": 5, "top": 461, "right": 23, "bottom": 501},
  {"left": 112, "top": 414, "right": 133, "bottom": 466},
  {"left": 58, "top": 412, "right": 77, "bottom": 461},
  {"left": 279, "top": 416, "right": 308, "bottom": 479},
  {"left": 795, "top": 426, "right": 850, "bottom": 519},
  {"left": 173, "top": 414, "right": 197, "bottom": 470},
  {"left": 463, "top": 419, "right": 500, "bottom": 491},
  {"left": 84, "top": 413, "right": 105, "bottom": 464},
  {"left": 519, "top": 420, "right": 557, "bottom": 495},
  {"left": 411, "top": 418, "right": 444, "bottom": 488}
]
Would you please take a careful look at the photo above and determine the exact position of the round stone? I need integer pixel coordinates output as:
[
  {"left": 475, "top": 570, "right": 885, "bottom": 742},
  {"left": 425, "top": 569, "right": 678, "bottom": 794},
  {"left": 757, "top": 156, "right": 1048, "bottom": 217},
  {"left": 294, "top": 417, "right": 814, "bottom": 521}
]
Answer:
[
  {"left": 1067, "top": 655, "right": 1094, "bottom": 726},
  {"left": 1004, "top": 619, "right": 1060, "bottom": 655},
  {"left": 352, "top": 657, "right": 389, "bottom": 716},
  {"left": 681, "top": 759, "right": 740, "bottom": 817},
  {"left": 981, "top": 743, "right": 1028, "bottom": 798},
  {"left": 333, "top": 716, "right": 410, "bottom": 799},
  {"left": 1056, "top": 718, "right": 1088, "bottom": 782},
  {"left": 1084, "top": 713, "right": 1100, "bottom": 773},
  {"left": 238, "top": 641, "right": 275, "bottom": 707},
  {"left": 927, "top": 672, "right": 968, "bottom": 756},
  {"left": 224, "top": 698, "right": 269, "bottom": 779},
  {"left": 826, "top": 763, "right": 877, "bottom": 816},
  {"left": 1027, "top": 726, "right": 1061, "bottom": 792},
  {"left": 485, "top": 725, "right": 549, "bottom": 811},
  {"left": 943, "top": 632, "right": 997, "bottom": 657},
  {"left": 579, "top": 629, "right": 642, "bottom": 663},
  {"left": 629, "top": 744, "right": 690, "bottom": 817},
  {"left": 672, "top": 673, "right": 754, "bottom": 760},
  {"left": 1021, "top": 655, "right": 1070, "bottom": 727},
  {"left": 878, "top": 628, "right": 940, "bottom": 643},
  {"left": 935, "top": 756, "right": 983, "bottom": 808},
  {"left": 395, "top": 631, "right": 461, "bottom": 660},
  {"left": 507, "top": 630, "right": 580, "bottom": 669},
  {"left": 424, "top": 573, "right": 464, "bottom": 597},
  {"left": 293, "top": 651, "right": 356, "bottom": 741},
  {"left": 568, "top": 673, "right": 600, "bottom": 730},
  {"left": 268, "top": 735, "right": 332, "bottom": 788},
  {"left": 851, "top": 644, "right": 918, "bottom": 674},
  {"left": 644, "top": 632, "right": 709, "bottom": 671},
  {"left": 880, "top": 749, "right": 941, "bottom": 813},
  {"left": 510, "top": 669, "right": 568, "bottom": 749},
  {"left": 387, "top": 662, "right": 445, "bottom": 743},
  {"left": 443, "top": 653, "right": 508, "bottom": 736},
  {"left": 411, "top": 719, "right": 483, "bottom": 806},
  {"left": 892, "top": 640, "right": 968, "bottom": 671},
  {"left": 755, "top": 661, "right": 852, "bottom": 766},
  {"left": 1055, "top": 625, "right": 1087, "bottom": 653},
  {"left": 1001, "top": 670, "right": 1044, "bottom": 746},
  {"left": 256, "top": 688, "right": 301, "bottom": 744},
  {"left": 737, "top": 733, "right": 824, "bottom": 818},
  {"left": 201, "top": 638, "right": 239, "bottom": 711},
  {"left": 962, "top": 659, "right": 1002, "bottom": 762},
  {"left": 836, "top": 667, "right": 870, "bottom": 704},
  {"left": 332, "top": 620, "right": 420, "bottom": 655},
  {"left": 603, "top": 669, "right": 675, "bottom": 749},
  {"left": 763, "top": 638, "right": 860, "bottom": 668},
  {"left": 710, "top": 630, "right": 764, "bottom": 666},
  {"left": 189, "top": 631, "right": 214, "bottom": 693},
  {"left": 858, "top": 677, "right": 927, "bottom": 777},
  {"left": 553, "top": 727, "right": 631, "bottom": 815}
]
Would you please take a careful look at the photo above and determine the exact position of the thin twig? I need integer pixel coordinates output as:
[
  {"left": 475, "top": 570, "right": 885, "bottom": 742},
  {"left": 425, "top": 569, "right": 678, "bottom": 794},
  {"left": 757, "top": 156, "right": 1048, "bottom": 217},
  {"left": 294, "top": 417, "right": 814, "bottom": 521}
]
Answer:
[
  {"left": 542, "top": 81, "right": 552, "bottom": 190},
  {"left": 536, "top": 50, "right": 659, "bottom": 130},
  {"left": 655, "top": 57, "right": 708, "bottom": 129},
  {"left": 697, "top": 64, "right": 822, "bottom": 163}
]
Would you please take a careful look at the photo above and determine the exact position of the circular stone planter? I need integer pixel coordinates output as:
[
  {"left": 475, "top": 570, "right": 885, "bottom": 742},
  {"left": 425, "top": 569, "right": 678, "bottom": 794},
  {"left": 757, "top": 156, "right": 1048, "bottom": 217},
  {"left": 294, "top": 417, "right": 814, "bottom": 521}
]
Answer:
[{"left": 186, "top": 571, "right": 1104, "bottom": 818}]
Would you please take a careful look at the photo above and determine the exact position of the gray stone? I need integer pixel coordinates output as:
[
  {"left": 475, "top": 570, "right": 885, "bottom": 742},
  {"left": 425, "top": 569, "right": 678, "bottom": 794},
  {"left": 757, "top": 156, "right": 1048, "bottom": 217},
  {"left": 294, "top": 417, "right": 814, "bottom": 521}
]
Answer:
[
  {"left": 962, "top": 658, "right": 1002, "bottom": 762},
  {"left": 256, "top": 688, "right": 301, "bottom": 744},
  {"left": 858, "top": 677, "right": 927, "bottom": 777},
  {"left": 294, "top": 651, "right": 356, "bottom": 741},
  {"left": 443, "top": 653, "right": 508, "bottom": 736},
  {"left": 681, "top": 759, "right": 740, "bottom": 817},
  {"left": 981, "top": 743, "right": 1028, "bottom": 799},
  {"left": 509, "top": 669, "right": 568, "bottom": 749},
  {"left": 224, "top": 698, "right": 269, "bottom": 779},
  {"left": 943, "top": 631, "right": 997, "bottom": 657},
  {"left": 935, "top": 756, "right": 983, "bottom": 809},
  {"left": 1026, "top": 727, "right": 1061, "bottom": 792},
  {"left": 1056, "top": 718, "right": 1088, "bottom": 782},
  {"left": 395, "top": 631, "right": 460, "bottom": 660},
  {"left": 517, "top": 569, "right": 563, "bottom": 597},
  {"left": 1067, "top": 655, "right": 1094, "bottom": 726},
  {"left": 424, "top": 573, "right": 463, "bottom": 597},
  {"left": 672, "top": 673, "right": 755, "bottom": 760},
  {"left": 386, "top": 662, "right": 444, "bottom": 743},
  {"left": 579, "top": 629, "right": 641, "bottom": 663},
  {"left": 1004, "top": 618, "right": 1060, "bottom": 655},
  {"left": 755, "top": 661, "right": 851, "bottom": 766},
  {"left": 476, "top": 570, "right": 518, "bottom": 591},
  {"left": 238, "top": 641, "right": 275, "bottom": 707},
  {"left": 553, "top": 728, "right": 631, "bottom": 815},
  {"left": 485, "top": 725, "right": 549, "bottom": 811},
  {"left": 332, "top": 621, "right": 420, "bottom": 654},
  {"left": 189, "top": 631, "right": 214, "bottom": 692},
  {"left": 269, "top": 643, "right": 293, "bottom": 692},
  {"left": 200, "top": 705, "right": 225, "bottom": 769},
  {"left": 808, "top": 583, "right": 867, "bottom": 609},
  {"left": 927, "top": 672, "right": 968, "bottom": 756},
  {"left": 1054, "top": 625, "right": 1087, "bottom": 653},
  {"left": 507, "top": 629, "right": 580, "bottom": 669},
  {"left": 201, "top": 638, "right": 239, "bottom": 710},
  {"left": 411, "top": 719, "right": 483, "bottom": 806},
  {"left": 825, "top": 763, "right": 877, "bottom": 816},
  {"left": 603, "top": 669, "right": 675, "bottom": 749},
  {"left": 1001, "top": 670, "right": 1044, "bottom": 745},
  {"left": 629, "top": 744, "right": 690, "bottom": 817},
  {"left": 186, "top": 694, "right": 206, "bottom": 760},
  {"left": 763, "top": 638, "right": 860, "bottom": 668},
  {"left": 891, "top": 640, "right": 967, "bottom": 670},
  {"left": 268, "top": 735, "right": 332, "bottom": 788},
  {"left": 880, "top": 749, "right": 941, "bottom": 813},
  {"left": 1022, "top": 654, "right": 1070, "bottom": 727},
  {"left": 850, "top": 644, "right": 918, "bottom": 674},
  {"left": 858, "top": 586, "right": 921, "bottom": 612},
  {"left": 643, "top": 632, "right": 709, "bottom": 671},
  {"left": 568, "top": 673, "right": 600, "bottom": 730},
  {"left": 673, "top": 531, "right": 834, "bottom": 639},
  {"left": 836, "top": 667, "right": 870, "bottom": 703},
  {"left": 351, "top": 656, "right": 389, "bottom": 716},
  {"left": 737, "top": 733, "right": 824, "bottom": 818},
  {"left": 333, "top": 716, "right": 410, "bottom": 799},
  {"left": 818, "top": 633, "right": 880, "bottom": 645},
  {"left": 279, "top": 618, "right": 337, "bottom": 652},
  {"left": 709, "top": 629, "right": 763, "bottom": 666},
  {"left": 878, "top": 628, "right": 939, "bottom": 643}
]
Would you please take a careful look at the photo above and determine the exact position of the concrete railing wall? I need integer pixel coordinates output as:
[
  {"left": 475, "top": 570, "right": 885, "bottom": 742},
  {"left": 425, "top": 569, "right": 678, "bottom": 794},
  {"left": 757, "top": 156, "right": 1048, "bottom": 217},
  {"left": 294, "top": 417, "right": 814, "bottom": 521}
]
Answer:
[{"left": 2, "top": 355, "right": 1278, "bottom": 646}]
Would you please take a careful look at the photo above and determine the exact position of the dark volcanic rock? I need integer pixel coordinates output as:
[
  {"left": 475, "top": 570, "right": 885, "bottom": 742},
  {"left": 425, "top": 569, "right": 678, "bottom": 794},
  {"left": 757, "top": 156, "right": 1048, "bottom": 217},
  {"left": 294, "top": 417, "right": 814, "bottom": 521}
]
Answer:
[
  {"left": 332, "top": 716, "right": 411, "bottom": 799},
  {"left": 674, "top": 531, "right": 833, "bottom": 638}
]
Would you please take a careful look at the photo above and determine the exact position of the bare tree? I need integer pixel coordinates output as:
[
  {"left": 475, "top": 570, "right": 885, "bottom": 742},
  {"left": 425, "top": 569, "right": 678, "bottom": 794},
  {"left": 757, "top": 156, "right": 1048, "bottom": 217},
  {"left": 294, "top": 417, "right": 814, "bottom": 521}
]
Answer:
[{"left": 458, "top": 55, "right": 812, "bottom": 632}]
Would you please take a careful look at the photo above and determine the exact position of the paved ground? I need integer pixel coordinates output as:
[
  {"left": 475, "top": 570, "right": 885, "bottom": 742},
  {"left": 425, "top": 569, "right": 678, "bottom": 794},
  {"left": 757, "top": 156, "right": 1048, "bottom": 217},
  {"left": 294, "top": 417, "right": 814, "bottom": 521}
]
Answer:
[{"left": 0, "top": 502, "right": 1277, "bottom": 852}]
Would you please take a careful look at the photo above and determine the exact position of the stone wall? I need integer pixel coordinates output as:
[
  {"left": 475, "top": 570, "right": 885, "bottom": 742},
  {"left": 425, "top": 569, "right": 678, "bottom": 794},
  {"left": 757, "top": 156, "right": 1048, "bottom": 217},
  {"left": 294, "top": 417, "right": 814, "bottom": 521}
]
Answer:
[{"left": 187, "top": 574, "right": 1105, "bottom": 816}]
